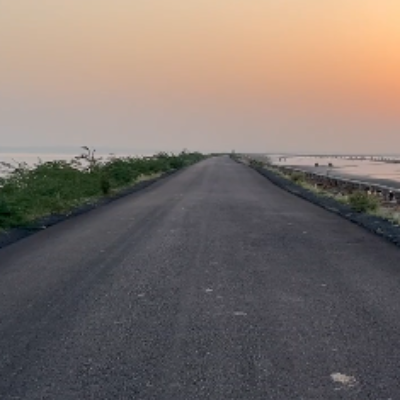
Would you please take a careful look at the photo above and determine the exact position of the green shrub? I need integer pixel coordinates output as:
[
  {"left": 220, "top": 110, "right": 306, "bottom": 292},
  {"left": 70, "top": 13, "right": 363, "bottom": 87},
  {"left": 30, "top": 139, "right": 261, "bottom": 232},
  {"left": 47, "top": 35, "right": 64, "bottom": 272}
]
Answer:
[
  {"left": 348, "top": 191, "right": 379, "bottom": 213},
  {"left": 0, "top": 149, "right": 205, "bottom": 230},
  {"left": 100, "top": 175, "right": 111, "bottom": 195},
  {"left": 249, "top": 159, "right": 264, "bottom": 168},
  {"left": 169, "top": 156, "right": 185, "bottom": 169},
  {"left": 103, "top": 158, "right": 140, "bottom": 186},
  {"left": 290, "top": 172, "right": 305, "bottom": 184}
]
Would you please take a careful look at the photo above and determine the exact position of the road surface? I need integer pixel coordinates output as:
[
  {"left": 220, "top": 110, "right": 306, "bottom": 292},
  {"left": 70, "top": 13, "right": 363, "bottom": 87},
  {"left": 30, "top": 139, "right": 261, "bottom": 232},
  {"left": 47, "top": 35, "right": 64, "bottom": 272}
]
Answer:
[{"left": 1, "top": 156, "right": 400, "bottom": 399}]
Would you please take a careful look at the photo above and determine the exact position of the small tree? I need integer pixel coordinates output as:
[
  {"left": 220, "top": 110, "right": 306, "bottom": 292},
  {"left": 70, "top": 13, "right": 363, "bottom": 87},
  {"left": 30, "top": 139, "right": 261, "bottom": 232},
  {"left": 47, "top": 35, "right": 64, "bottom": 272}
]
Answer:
[{"left": 75, "top": 146, "right": 101, "bottom": 172}]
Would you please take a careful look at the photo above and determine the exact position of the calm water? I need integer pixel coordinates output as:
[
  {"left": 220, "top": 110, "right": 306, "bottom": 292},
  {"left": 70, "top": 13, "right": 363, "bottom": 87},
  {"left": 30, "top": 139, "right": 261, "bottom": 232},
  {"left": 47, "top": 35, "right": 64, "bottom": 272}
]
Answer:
[
  {"left": 1, "top": 153, "right": 78, "bottom": 165},
  {"left": 270, "top": 155, "right": 400, "bottom": 187}
]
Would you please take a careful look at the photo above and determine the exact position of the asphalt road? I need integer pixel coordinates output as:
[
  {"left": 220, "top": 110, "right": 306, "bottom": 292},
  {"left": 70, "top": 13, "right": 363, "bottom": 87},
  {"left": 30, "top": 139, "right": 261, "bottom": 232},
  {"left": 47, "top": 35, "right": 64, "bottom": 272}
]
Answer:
[{"left": 1, "top": 156, "right": 400, "bottom": 400}]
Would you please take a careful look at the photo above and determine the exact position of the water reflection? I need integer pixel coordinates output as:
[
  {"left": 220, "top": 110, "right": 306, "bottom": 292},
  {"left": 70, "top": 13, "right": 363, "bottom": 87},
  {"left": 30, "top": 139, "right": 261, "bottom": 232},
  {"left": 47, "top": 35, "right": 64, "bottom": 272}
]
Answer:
[{"left": 271, "top": 155, "right": 400, "bottom": 186}]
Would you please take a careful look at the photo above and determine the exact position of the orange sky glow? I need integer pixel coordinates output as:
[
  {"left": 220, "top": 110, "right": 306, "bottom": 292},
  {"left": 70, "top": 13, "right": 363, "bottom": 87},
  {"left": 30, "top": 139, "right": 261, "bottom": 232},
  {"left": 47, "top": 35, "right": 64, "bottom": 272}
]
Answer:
[{"left": 1, "top": 1, "right": 399, "bottom": 152}]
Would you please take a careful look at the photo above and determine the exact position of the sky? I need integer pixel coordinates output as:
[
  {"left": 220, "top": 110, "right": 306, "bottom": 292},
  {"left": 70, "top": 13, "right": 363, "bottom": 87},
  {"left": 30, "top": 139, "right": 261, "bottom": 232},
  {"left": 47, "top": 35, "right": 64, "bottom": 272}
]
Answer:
[{"left": 1, "top": 1, "right": 400, "bottom": 154}]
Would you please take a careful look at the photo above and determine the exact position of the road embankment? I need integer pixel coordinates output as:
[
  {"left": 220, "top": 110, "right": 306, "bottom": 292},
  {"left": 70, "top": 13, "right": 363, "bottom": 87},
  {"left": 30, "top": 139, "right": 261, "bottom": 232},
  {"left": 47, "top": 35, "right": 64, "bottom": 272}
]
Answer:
[
  {"left": 0, "top": 171, "right": 177, "bottom": 250},
  {"left": 244, "top": 160, "right": 400, "bottom": 248}
]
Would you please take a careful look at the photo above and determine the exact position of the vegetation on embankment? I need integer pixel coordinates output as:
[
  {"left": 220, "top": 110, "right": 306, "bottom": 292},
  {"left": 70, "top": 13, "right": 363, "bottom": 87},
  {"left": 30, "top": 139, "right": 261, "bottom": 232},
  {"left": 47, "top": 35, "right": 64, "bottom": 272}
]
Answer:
[
  {"left": 0, "top": 148, "right": 205, "bottom": 230},
  {"left": 232, "top": 154, "right": 400, "bottom": 247},
  {"left": 279, "top": 167, "right": 399, "bottom": 222},
  {"left": 239, "top": 155, "right": 398, "bottom": 220}
]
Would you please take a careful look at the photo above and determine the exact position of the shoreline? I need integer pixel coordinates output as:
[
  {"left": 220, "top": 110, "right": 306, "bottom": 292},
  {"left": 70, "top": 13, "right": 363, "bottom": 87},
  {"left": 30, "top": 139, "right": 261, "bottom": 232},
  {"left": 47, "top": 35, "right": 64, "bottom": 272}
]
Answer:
[
  {"left": 284, "top": 164, "right": 400, "bottom": 190},
  {"left": 239, "top": 158, "right": 400, "bottom": 249}
]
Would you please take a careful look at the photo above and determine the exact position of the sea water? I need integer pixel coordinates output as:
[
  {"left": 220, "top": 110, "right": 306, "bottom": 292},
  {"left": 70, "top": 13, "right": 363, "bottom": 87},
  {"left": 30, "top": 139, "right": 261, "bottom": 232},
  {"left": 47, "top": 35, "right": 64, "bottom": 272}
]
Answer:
[{"left": 270, "top": 155, "right": 400, "bottom": 187}]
